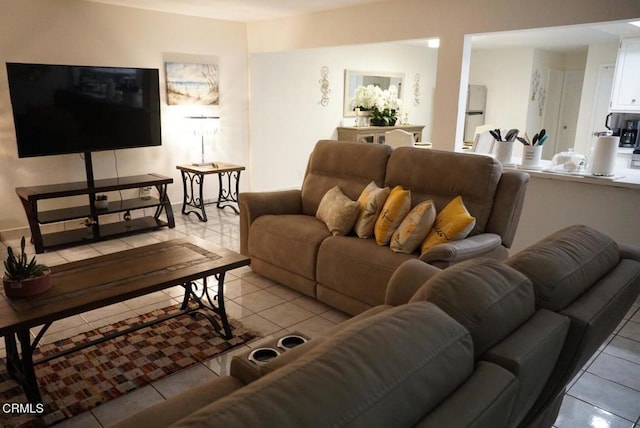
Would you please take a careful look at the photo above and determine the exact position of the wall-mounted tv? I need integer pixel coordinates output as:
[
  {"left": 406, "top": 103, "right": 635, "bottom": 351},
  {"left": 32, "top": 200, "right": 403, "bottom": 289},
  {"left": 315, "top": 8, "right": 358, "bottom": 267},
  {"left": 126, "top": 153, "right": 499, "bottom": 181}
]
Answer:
[{"left": 6, "top": 62, "right": 162, "bottom": 158}]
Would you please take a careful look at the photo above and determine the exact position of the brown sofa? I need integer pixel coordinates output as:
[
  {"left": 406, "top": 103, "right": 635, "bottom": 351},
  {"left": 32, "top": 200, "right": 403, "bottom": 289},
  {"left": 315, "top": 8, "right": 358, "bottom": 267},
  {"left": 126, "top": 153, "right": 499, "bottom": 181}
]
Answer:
[
  {"left": 240, "top": 140, "right": 530, "bottom": 315},
  {"left": 115, "top": 225, "right": 640, "bottom": 428}
]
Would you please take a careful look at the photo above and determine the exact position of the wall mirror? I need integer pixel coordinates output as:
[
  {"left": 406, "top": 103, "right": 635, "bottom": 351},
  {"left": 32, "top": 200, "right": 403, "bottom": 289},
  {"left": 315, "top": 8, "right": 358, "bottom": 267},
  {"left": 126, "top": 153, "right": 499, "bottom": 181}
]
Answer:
[{"left": 343, "top": 69, "right": 405, "bottom": 117}]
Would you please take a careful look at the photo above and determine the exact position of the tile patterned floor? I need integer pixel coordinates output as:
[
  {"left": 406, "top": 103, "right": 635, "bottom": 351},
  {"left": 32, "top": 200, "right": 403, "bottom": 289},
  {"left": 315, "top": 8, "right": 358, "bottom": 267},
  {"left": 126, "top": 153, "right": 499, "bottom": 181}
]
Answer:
[{"left": 1, "top": 205, "right": 639, "bottom": 427}]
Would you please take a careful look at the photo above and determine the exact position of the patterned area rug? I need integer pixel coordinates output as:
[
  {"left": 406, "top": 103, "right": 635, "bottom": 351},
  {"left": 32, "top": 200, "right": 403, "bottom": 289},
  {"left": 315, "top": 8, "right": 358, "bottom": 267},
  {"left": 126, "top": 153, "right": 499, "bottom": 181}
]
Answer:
[{"left": 0, "top": 304, "right": 260, "bottom": 427}]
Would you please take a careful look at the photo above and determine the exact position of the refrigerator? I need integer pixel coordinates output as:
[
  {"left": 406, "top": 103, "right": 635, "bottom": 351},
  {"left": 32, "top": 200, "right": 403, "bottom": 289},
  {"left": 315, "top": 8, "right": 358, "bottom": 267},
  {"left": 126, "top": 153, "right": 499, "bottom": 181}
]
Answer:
[{"left": 463, "top": 85, "right": 487, "bottom": 142}]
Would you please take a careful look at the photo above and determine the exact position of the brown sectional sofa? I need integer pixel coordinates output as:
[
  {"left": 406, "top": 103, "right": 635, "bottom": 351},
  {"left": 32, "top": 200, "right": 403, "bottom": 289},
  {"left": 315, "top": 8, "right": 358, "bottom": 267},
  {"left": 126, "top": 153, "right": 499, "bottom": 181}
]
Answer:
[
  {"left": 240, "top": 140, "right": 530, "bottom": 315},
  {"left": 116, "top": 225, "right": 640, "bottom": 427}
]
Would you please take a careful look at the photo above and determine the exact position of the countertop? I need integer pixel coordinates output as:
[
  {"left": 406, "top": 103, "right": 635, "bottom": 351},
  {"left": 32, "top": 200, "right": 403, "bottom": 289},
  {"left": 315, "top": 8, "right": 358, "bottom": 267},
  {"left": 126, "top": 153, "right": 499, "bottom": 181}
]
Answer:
[{"left": 505, "top": 160, "right": 640, "bottom": 190}]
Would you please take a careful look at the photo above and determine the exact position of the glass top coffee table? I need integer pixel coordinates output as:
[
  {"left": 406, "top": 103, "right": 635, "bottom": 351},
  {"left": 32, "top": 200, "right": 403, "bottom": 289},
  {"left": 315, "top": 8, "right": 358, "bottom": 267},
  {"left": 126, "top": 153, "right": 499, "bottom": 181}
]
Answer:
[{"left": 0, "top": 236, "right": 250, "bottom": 403}]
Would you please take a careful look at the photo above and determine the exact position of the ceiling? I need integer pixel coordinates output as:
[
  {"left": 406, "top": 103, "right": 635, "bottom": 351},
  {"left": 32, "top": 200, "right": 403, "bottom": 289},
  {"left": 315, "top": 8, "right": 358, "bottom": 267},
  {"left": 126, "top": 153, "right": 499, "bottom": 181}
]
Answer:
[
  {"left": 84, "top": 0, "right": 390, "bottom": 22},
  {"left": 85, "top": 0, "right": 640, "bottom": 52},
  {"left": 471, "top": 21, "right": 640, "bottom": 52}
]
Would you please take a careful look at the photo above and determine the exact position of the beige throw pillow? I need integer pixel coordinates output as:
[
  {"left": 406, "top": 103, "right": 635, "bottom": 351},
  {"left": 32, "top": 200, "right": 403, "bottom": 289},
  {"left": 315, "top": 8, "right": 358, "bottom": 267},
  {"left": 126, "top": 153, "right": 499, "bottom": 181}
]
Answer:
[
  {"left": 316, "top": 186, "right": 360, "bottom": 236},
  {"left": 390, "top": 200, "right": 437, "bottom": 253},
  {"left": 354, "top": 182, "right": 390, "bottom": 239}
]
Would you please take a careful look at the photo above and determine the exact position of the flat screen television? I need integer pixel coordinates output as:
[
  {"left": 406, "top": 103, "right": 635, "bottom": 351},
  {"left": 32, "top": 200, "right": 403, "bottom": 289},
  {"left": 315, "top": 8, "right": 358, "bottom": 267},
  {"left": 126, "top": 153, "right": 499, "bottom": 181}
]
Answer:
[{"left": 6, "top": 62, "right": 162, "bottom": 158}]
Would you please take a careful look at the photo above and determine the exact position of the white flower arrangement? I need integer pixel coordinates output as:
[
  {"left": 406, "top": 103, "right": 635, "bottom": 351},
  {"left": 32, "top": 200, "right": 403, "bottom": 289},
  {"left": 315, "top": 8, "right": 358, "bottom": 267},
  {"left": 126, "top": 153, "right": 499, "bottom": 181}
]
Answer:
[
  {"left": 377, "top": 85, "right": 401, "bottom": 110},
  {"left": 351, "top": 84, "right": 401, "bottom": 110},
  {"left": 350, "top": 84, "right": 378, "bottom": 110}
]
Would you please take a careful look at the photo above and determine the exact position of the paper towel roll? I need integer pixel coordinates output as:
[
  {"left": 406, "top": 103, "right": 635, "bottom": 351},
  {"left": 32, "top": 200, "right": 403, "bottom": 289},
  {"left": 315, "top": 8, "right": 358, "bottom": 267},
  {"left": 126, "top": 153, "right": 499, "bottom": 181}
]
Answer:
[{"left": 591, "top": 136, "right": 619, "bottom": 176}]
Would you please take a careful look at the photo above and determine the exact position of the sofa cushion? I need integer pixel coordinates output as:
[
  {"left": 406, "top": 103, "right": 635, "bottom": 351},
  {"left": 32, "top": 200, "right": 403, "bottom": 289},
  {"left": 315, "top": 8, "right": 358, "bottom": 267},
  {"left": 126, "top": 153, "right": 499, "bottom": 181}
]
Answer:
[
  {"left": 384, "top": 147, "right": 502, "bottom": 235},
  {"left": 354, "top": 181, "right": 390, "bottom": 239},
  {"left": 420, "top": 195, "right": 476, "bottom": 254},
  {"left": 249, "top": 214, "right": 331, "bottom": 281},
  {"left": 317, "top": 236, "right": 416, "bottom": 312},
  {"left": 301, "top": 140, "right": 391, "bottom": 216},
  {"left": 315, "top": 186, "right": 359, "bottom": 236},
  {"left": 410, "top": 258, "right": 535, "bottom": 357},
  {"left": 375, "top": 185, "right": 411, "bottom": 245},
  {"left": 172, "top": 302, "right": 475, "bottom": 428},
  {"left": 505, "top": 225, "right": 620, "bottom": 311},
  {"left": 391, "top": 199, "right": 436, "bottom": 254}
]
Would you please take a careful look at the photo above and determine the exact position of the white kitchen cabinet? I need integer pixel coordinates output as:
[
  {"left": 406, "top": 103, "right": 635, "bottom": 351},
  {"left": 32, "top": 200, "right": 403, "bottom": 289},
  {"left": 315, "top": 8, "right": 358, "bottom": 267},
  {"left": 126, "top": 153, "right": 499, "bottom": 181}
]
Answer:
[{"left": 610, "top": 38, "right": 640, "bottom": 112}]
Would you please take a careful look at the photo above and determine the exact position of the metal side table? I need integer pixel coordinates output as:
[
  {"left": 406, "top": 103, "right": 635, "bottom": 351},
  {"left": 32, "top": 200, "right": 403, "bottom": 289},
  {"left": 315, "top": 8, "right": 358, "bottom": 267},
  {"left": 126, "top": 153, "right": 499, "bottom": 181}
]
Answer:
[{"left": 177, "top": 163, "right": 245, "bottom": 221}]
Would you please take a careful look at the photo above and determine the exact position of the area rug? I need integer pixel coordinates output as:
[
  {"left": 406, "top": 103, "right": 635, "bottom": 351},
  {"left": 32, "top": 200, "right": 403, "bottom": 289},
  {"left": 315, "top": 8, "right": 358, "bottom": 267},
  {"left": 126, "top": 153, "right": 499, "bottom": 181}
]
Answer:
[{"left": 0, "top": 304, "right": 260, "bottom": 428}]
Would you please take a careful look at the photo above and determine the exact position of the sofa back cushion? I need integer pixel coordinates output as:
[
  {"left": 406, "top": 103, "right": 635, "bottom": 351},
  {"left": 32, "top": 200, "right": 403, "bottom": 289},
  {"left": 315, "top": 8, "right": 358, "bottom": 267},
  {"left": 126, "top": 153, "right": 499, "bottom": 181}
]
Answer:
[
  {"left": 410, "top": 258, "right": 535, "bottom": 357},
  {"left": 384, "top": 148, "right": 502, "bottom": 235},
  {"left": 173, "top": 302, "right": 474, "bottom": 428},
  {"left": 301, "top": 140, "right": 392, "bottom": 216},
  {"left": 505, "top": 225, "right": 620, "bottom": 311}
]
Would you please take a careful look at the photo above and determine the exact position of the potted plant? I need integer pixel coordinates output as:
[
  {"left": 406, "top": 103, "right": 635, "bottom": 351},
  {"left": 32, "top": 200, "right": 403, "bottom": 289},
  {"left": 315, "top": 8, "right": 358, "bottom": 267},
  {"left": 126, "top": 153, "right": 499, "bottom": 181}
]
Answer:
[
  {"left": 3, "top": 237, "right": 52, "bottom": 298},
  {"left": 371, "top": 85, "right": 400, "bottom": 126},
  {"left": 371, "top": 106, "right": 398, "bottom": 126}
]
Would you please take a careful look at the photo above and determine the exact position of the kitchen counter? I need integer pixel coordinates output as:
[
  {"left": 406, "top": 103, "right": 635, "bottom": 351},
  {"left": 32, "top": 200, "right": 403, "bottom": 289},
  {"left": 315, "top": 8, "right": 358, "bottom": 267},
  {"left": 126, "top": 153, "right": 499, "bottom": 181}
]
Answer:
[
  {"left": 504, "top": 161, "right": 640, "bottom": 255},
  {"left": 508, "top": 164, "right": 640, "bottom": 191}
]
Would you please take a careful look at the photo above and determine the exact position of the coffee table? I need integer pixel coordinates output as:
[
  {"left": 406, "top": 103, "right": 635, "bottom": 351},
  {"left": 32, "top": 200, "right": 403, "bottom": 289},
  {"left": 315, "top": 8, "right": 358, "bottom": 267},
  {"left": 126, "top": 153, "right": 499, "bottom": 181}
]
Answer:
[{"left": 0, "top": 236, "right": 250, "bottom": 403}]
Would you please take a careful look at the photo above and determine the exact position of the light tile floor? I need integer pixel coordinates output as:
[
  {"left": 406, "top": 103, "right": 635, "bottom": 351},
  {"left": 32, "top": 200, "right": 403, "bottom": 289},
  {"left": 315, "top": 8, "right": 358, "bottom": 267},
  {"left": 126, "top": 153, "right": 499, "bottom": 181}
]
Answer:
[{"left": 1, "top": 205, "right": 639, "bottom": 427}]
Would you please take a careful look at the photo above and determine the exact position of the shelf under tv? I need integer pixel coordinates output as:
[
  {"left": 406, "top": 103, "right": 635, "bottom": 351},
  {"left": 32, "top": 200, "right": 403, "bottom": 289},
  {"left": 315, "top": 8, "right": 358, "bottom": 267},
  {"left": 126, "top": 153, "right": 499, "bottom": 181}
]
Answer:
[
  {"left": 40, "top": 217, "right": 171, "bottom": 250},
  {"left": 15, "top": 172, "right": 175, "bottom": 254}
]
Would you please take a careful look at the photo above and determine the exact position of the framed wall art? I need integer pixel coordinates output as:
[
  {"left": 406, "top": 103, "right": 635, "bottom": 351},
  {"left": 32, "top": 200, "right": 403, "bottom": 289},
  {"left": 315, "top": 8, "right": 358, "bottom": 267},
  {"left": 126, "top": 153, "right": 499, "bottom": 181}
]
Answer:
[{"left": 165, "top": 61, "right": 219, "bottom": 106}]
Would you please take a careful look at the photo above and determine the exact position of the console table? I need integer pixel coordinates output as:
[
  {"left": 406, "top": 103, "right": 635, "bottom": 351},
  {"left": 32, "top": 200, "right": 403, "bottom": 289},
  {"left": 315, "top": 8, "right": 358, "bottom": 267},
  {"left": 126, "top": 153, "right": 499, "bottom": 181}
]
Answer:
[
  {"left": 337, "top": 125, "right": 425, "bottom": 144},
  {"left": 16, "top": 173, "right": 175, "bottom": 254},
  {"left": 177, "top": 163, "right": 245, "bottom": 221}
]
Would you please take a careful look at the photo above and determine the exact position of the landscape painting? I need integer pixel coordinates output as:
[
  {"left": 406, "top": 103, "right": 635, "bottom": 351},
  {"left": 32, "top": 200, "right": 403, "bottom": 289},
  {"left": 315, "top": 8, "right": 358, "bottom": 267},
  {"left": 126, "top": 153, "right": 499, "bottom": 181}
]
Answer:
[{"left": 165, "top": 62, "right": 219, "bottom": 105}]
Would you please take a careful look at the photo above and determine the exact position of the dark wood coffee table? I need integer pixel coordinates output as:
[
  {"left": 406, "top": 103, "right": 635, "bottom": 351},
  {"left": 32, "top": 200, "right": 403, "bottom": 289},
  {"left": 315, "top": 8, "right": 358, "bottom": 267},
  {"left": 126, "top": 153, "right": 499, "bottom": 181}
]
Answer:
[{"left": 0, "top": 236, "right": 250, "bottom": 403}]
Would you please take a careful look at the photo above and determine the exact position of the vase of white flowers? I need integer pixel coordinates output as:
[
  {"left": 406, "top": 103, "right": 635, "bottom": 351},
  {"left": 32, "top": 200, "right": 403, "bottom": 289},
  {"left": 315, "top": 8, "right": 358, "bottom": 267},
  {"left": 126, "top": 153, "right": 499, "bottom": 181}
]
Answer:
[
  {"left": 350, "top": 85, "right": 377, "bottom": 127},
  {"left": 350, "top": 85, "right": 378, "bottom": 111},
  {"left": 351, "top": 84, "right": 401, "bottom": 127},
  {"left": 372, "top": 85, "right": 401, "bottom": 126}
]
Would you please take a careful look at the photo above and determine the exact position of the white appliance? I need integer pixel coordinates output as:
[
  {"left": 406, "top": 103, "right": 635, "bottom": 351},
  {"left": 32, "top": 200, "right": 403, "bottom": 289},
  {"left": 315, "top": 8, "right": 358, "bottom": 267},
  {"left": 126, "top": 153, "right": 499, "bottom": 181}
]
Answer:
[{"left": 463, "top": 85, "right": 487, "bottom": 142}]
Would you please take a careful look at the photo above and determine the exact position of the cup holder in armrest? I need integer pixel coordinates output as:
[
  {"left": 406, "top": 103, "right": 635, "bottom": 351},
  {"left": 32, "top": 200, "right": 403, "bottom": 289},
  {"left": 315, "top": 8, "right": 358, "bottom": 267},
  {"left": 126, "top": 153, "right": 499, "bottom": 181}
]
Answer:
[
  {"left": 248, "top": 347, "right": 280, "bottom": 365},
  {"left": 277, "top": 334, "right": 308, "bottom": 350}
]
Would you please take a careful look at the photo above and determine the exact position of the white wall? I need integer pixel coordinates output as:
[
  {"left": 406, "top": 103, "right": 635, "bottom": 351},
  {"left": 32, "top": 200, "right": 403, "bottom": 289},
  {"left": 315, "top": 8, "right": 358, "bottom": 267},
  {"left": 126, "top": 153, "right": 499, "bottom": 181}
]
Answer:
[
  {"left": 247, "top": 0, "right": 640, "bottom": 151},
  {"left": 469, "top": 48, "right": 532, "bottom": 131},
  {"left": 249, "top": 43, "right": 437, "bottom": 191},
  {"left": 468, "top": 48, "right": 533, "bottom": 161},
  {"left": 0, "top": 0, "right": 249, "bottom": 231},
  {"left": 469, "top": 47, "right": 591, "bottom": 161},
  {"left": 574, "top": 43, "right": 619, "bottom": 155}
]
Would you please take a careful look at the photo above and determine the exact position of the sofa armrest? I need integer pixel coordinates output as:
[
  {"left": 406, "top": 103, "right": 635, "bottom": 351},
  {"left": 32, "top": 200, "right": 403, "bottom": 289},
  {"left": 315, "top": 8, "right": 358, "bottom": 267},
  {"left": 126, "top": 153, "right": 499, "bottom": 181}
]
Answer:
[
  {"left": 416, "top": 361, "right": 517, "bottom": 428},
  {"left": 385, "top": 259, "right": 442, "bottom": 306},
  {"left": 620, "top": 244, "right": 640, "bottom": 262},
  {"left": 239, "top": 189, "right": 302, "bottom": 256},
  {"left": 419, "top": 233, "right": 503, "bottom": 265}
]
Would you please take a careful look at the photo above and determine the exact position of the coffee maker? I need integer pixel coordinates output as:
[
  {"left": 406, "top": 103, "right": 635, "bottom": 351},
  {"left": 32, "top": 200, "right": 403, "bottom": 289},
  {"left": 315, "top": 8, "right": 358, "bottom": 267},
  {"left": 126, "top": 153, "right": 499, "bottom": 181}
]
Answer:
[{"left": 620, "top": 120, "right": 639, "bottom": 148}]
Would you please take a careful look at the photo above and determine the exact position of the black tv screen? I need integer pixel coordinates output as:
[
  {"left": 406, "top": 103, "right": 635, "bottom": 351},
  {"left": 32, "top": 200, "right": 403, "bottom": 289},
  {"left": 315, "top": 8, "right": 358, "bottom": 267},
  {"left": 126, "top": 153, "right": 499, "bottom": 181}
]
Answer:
[{"left": 6, "top": 62, "right": 162, "bottom": 158}]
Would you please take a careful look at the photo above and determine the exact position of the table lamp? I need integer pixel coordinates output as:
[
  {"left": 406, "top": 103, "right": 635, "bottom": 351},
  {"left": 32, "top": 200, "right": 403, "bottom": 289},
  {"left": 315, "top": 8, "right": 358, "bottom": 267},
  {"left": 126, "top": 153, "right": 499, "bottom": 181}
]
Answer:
[{"left": 187, "top": 115, "right": 219, "bottom": 167}]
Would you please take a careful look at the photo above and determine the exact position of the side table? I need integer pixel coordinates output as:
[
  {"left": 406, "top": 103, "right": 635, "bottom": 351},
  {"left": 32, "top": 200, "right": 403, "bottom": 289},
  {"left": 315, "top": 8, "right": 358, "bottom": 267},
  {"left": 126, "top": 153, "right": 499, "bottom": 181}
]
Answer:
[{"left": 176, "top": 163, "right": 245, "bottom": 221}]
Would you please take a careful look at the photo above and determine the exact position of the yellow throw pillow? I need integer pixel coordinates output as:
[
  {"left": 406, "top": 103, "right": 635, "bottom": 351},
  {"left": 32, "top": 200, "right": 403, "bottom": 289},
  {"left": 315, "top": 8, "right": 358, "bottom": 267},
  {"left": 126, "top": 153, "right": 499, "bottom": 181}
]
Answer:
[
  {"left": 374, "top": 185, "right": 411, "bottom": 246},
  {"left": 316, "top": 186, "right": 360, "bottom": 236},
  {"left": 390, "top": 200, "right": 437, "bottom": 254},
  {"left": 354, "top": 181, "right": 390, "bottom": 239},
  {"left": 421, "top": 195, "right": 476, "bottom": 254}
]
